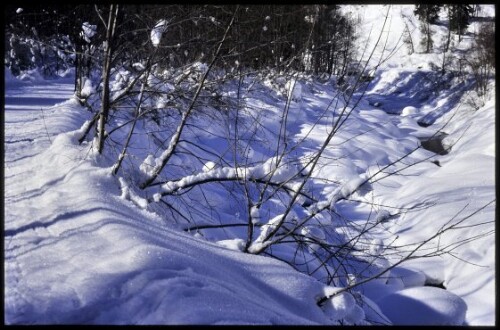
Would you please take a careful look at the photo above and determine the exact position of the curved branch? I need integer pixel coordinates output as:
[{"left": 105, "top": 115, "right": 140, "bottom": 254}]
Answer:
[
  {"left": 147, "top": 174, "right": 316, "bottom": 204},
  {"left": 140, "top": 7, "right": 239, "bottom": 189}
]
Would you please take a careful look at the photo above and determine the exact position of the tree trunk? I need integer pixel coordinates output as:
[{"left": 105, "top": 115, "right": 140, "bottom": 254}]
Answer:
[{"left": 97, "top": 4, "right": 119, "bottom": 154}]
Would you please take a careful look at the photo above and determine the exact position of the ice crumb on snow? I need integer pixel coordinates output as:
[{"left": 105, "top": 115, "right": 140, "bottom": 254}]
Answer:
[
  {"left": 153, "top": 193, "right": 162, "bottom": 203},
  {"left": 375, "top": 209, "right": 391, "bottom": 223},
  {"left": 386, "top": 276, "right": 405, "bottom": 290}
]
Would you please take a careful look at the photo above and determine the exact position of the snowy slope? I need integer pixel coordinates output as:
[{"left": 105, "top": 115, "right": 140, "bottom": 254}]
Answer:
[
  {"left": 4, "top": 77, "right": 339, "bottom": 325},
  {"left": 339, "top": 5, "right": 496, "bottom": 325}
]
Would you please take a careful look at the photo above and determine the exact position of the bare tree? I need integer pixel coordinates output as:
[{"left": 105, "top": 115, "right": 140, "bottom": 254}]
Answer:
[{"left": 96, "top": 4, "right": 120, "bottom": 154}]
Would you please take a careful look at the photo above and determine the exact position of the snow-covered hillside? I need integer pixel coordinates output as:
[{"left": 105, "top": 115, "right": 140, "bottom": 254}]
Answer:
[{"left": 4, "top": 5, "right": 495, "bottom": 325}]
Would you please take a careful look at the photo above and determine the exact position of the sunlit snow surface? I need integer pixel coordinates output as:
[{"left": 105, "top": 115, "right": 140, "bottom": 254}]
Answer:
[
  {"left": 4, "top": 4, "right": 495, "bottom": 325},
  {"left": 4, "top": 75, "right": 335, "bottom": 325}
]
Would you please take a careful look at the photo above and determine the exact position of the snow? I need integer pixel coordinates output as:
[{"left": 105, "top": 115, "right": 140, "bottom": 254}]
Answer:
[
  {"left": 4, "top": 78, "right": 334, "bottom": 325},
  {"left": 216, "top": 239, "right": 246, "bottom": 252},
  {"left": 401, "top": 105, "right": 418, "bottom": 116},
  {"left": 80, "top": 78, "right": 95, "bottom": 98},
  {"left": 156, "top": 156, "right": 300, "bottom": 197},
  {"left": 250, "top": 211, "right": 298, "bottom": 249},
  {"left": 377, "top": 287, "right": 467, "bottom": 325},
  {"left": 118, "top": 177, "right": 149, "bottom": 209},
  {"left": 150, "top": 20, "right": 168, "bottom": 47},
  {"left": 202, "top": 161, "right": 216, "bottom": 172},
  {"left": 250, "top": 205, "right": 261, "bottom": 224},
  {"left": 139, "top": 154, "right": 158, "bottom": 177},
  {"left": 322, "top": 287, "right": 357, "bottom": 321},
  {"left": 301, "top": 226, "right": 326, "bottom": 242},
  {"left": 389, "top": 267, "right": 426, "bottom": 288},
  {"left": 81, "top": 22, "right": 96, "bottom": 43},
  {"left": 285, "top": 78, "right": 302, "bottom": 102},
  {"left": 4, "top": 4, "right": 495, "bottom": 326}
]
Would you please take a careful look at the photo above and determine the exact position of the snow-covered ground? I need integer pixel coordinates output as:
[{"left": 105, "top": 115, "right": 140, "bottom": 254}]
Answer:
[
  {"left": 4, "top": 5, "right": 495, "bottom": 325},
  {"left": 4, "top": 75, "right": 339, "bottom": 325}
]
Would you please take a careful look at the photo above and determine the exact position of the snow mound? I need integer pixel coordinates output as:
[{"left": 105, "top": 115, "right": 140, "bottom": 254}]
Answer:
[
  {"left": 377, "top": 287, "right": 467, "bottom": 325},
  {"left": 321, "top": 287, "right": 368, "bottom": 324},
  {"left": 401, "top": 106, "right": 418, "bottom": 116},
  {"left": 389, "top": 266, "right": 426, "bottom": 288},
  {"left": 216, "top": 239, "right": 245, "bottom": 251}
]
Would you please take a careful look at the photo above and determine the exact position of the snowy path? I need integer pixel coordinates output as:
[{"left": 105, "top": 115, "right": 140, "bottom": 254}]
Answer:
[
  {"left": 4, "top": 79, "right": 74, "bottom": 322},
  {"left": 4, "top": 81, "right": 74, "bottom": 162},
  {"left": 5, "top": 80, "right": 75, "bottom": 228}
]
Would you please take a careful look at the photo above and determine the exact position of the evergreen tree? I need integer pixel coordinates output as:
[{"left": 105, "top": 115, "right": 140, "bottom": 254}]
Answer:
[
  {"left": 414, "top": 5, "right": 442, "bottom": 53},
  {"left": 414, "top": 4, "right": 441, "bottom": 24},
  {"left": 448, "top": 5, "right": 474, "bottom": 40}
]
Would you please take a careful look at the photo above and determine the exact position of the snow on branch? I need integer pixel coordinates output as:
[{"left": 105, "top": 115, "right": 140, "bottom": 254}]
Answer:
[
  {"left": 150, "top": 19, "right": 168, "bottom": 47},
  {"left": 118, "top": 177, "right": 148, "bottom": 209},
  {"left": 149, "top": 157, "right": 304, "bottom": 202},
  {"left": 247, "top": 211, "right": 297, "bottom": 253},
  {"left": 312, "top": 173, "right": 372, "bottom": 213},
  {"left": 248, "top": 173, "right": 373, "bottom": 255},
  {"left": 81, "top": 22, "right": 97, "bottom": 43}
]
